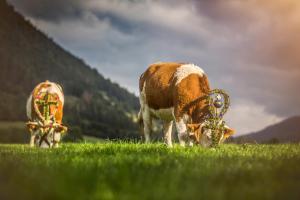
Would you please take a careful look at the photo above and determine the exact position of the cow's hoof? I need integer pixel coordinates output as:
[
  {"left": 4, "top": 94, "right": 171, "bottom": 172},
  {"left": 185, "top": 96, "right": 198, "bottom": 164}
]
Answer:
[
  {"left": 165, "top": 143, "right": 173, "bottom": 148},
  {"left": 188, "top": 141, "right": 194, "bottom": 147},
  {"left": 53, "top": 143, "right": 59, "bottom": 148}
]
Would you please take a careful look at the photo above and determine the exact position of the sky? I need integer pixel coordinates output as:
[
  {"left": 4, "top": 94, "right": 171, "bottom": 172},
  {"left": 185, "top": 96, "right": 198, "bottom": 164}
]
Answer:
[{"left": 7, "top": 0, "right": 300, "bottom": 135}]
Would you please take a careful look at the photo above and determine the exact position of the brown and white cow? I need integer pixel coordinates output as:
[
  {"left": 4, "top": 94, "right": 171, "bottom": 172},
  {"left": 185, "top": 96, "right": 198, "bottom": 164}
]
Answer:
[
  {"left": 138, "top": 62, "right": 234, "bottom": 147},
  {"left": 26, "top": 80, "right": 67, "bottom": 148}
]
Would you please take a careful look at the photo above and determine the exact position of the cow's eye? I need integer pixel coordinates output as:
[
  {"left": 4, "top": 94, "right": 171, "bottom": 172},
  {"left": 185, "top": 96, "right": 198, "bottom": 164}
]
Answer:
[{"left": 189, "top": 134, "right": 196, "bottom": 140}]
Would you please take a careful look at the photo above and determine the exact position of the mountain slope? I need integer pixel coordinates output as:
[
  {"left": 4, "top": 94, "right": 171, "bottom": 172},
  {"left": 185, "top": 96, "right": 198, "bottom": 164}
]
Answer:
[
  {"left": 0, "top": 0, "right": 139, "bottom": 140},
  {"left": 236, "top": 116, "right": 300, "bottom": 143}
]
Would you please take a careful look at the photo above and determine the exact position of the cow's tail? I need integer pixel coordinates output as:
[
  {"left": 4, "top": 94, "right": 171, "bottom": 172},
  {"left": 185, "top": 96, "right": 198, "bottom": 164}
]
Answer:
[
  {"left": 138, "top": 109, "right": 143, "bottom": 128},
  {"left": 26, "top": 94, "right": 33, "bottom": 120}
]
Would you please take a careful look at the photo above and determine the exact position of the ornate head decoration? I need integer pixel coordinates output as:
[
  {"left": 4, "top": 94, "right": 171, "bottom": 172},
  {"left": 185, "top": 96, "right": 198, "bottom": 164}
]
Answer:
[{"left": 204, "top": 89, "right": 230, "bottom": 147}]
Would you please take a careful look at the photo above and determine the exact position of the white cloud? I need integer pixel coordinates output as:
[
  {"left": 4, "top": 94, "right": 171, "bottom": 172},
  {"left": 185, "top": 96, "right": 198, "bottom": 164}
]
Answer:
[
  {"left": 86, "top": 0, "right": 210, "bottom": 38},
  {"left": 225, "top": 99, "right": 283, "bottom": 136}
]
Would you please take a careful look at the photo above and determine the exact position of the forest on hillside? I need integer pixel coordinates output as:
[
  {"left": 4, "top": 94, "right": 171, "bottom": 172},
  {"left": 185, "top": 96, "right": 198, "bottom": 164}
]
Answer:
[{"left": 0, "top": 0, "right": 140, "bottom": 142}]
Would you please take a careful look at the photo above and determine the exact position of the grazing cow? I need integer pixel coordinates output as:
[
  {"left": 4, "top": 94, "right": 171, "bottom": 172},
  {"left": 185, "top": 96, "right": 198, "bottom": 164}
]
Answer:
[
  {"left": 26, "top": 80, "right": 67, "bottom": 148},
  {"left": 138, "top": 62, "right": 234, "bottom": 147}
]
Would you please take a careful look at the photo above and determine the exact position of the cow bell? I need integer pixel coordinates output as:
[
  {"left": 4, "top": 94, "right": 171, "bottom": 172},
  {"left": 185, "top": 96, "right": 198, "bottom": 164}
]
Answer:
[{"left": 213, "top": 94, "right": 223, "bottom": 108}]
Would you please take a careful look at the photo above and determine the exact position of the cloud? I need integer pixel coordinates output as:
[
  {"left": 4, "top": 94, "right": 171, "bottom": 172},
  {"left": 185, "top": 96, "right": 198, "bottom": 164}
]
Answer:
[
  {"left": 7, "top": 0, "right": 300, "bottom": 134},
  {"left": 225, "top": 99, "right": 283, "bottom": 135},
  {"left": 8, "top": 0, "right": 84, "bottom": 22}
]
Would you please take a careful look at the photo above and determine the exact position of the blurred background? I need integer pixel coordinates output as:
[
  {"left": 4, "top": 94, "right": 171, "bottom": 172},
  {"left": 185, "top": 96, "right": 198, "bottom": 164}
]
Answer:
[{"left": 0, "top": 0, "right": 300, "bottom": 144}]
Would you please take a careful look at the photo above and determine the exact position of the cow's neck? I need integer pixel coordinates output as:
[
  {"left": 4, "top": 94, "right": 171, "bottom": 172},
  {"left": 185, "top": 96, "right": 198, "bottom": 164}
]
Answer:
[{"left": 189, "top": 98, "right": 210, "bottom": 124}]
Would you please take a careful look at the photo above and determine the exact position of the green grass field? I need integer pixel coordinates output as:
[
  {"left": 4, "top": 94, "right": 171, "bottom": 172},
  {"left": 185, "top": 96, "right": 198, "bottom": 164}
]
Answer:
[{"left": 1, "top": 143, "right": 300, "bottom": 200}]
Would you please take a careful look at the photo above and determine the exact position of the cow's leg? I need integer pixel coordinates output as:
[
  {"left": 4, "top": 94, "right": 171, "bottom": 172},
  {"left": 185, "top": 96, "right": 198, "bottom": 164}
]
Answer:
[
  {"left": 29, "top": 133, "right": 35, "bottom": 147},
  {"left": 144, "top": 119, "right": 152, "bottom": 143},
  {"left": 173, "top": 108, "right": 188, "bottom": 147},
  {"left": 175, "top": 118, "right": 188, "bottom": 147},
  {"left": 163, "top": 121, "right": 173, "bottom": 147},
  {"left": 142, "top": 108, "right": 152, "bottom": 143},
  {"left": 53, "top": 142, "right": 59, "bottom": 148},
  {"left": 188, "top": 139, "right": 194, "bottom": 147},
  {"left": 53, "top": 132, "right": 61, "bottom": 148}
]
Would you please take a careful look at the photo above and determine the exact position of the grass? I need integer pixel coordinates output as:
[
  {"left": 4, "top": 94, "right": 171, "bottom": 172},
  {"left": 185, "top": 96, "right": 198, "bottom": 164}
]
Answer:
[
  {"left": 0, "top": 143, "right": 300, "bottom": 200},
  {"left": 83, "top": 135, "right": 106, "bottom": 143}
]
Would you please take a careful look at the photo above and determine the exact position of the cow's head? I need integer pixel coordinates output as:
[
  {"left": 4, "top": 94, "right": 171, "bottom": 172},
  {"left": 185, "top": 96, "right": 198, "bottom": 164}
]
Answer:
[
  {"left": 27, "top": 120, "right": 67, "bottom": 148},
  {"left": 187, "top": 121, "right": 235, "bottom": 147},
  {"left": 187, "top": 89, "right": 234, "bottom": 147}
]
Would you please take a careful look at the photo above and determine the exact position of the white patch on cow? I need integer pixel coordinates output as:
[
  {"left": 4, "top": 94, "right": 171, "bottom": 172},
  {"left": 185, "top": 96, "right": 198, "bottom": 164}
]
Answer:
[
  {"left": 182, "top": 114, "right": 191, "bottom": 123},
  {"left": 174, "top": 114, "right": 191, "bottom": 146},
  {"left": 54, "top": 132, "right": 61, "bottom": 141},
  {"left": 175, "top": 118, "right": 187, "bottom": 146},
  {"left": 55, "top": 83, "right": 63, "bottom": 92},
  {"left": 26, "top": 94, "right": 33, "bottom": 120},
  {"left": 29, "top": 134, "right": 35, "bottom": 147},
  {"left": 40, "top": 141, "right": 51, "bottom": 148},
  {"left": 174, "top": 63, "right": 205, "bottom": 85},
  {"left": 199, "top": 121, "right": 212, "bottom": 147}
]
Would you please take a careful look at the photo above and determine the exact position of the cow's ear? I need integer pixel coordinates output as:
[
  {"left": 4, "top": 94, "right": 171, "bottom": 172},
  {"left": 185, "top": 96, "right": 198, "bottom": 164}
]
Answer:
[
  {"left": 56, "top": 125, "right": 68, "bottom": 133},
  {"left": 26, "top": 123, "right": 37, "bottom": 131},
  {"left": 187, "top": 124, "right": 200, "bottom": 133},
  {"left": 193, "top": 124, "right": 201, "bottom": 130},
  {"left": 187, "top": 124, "right": 194, "bottom": 132},
  {"left": 224, "top": 126, "right": 235, "bottom": 139},
  {"left": 55, "top": 83, "right": 63, "bottom": 92}
]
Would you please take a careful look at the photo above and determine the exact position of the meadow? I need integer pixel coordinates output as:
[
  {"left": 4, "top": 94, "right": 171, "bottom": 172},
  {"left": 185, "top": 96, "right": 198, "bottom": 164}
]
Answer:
[{"left": 0, "top": 143, "right": 300, "bottom": 200}]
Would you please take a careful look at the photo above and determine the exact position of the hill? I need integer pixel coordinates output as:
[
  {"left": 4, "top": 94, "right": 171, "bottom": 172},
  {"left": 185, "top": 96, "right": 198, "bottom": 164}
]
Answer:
[
  {"left": 235, "top": 116, "right": 300, "bottom": 143},
  {"left": 0, "top": 0, "right": 140, "bottom": 142}
]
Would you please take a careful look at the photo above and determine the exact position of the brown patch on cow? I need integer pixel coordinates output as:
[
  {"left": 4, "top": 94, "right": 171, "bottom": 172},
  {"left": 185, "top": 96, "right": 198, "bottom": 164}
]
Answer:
[{"left": 139, "top": 62, "right": 182, "bottom": 109}]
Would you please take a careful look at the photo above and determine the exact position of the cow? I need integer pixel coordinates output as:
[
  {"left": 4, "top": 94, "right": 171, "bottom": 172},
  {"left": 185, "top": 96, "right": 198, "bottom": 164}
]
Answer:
[
  {"left": 138, "top": 62, "right": 234, "bottom": 147},
  {"left": 26, "top": 80, "right": 67, "bottom": 148}
]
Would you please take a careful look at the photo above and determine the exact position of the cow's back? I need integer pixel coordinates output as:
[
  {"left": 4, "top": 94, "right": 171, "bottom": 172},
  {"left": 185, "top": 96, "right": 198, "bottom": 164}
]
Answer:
[
  {"left": 27, "top": 81, "right": 64, "bottom": 124},
  {"left": 139, "top": 62, "right": 182, "bottom": 109},
  {"left": 140, "top": 62, "right": 210, "bottom": 120}
]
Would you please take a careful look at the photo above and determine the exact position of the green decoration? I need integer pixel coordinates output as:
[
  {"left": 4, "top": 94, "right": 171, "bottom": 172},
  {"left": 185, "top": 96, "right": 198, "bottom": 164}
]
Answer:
[
  {"left": 204, "top": 89, "right": 230, "bottom": 147},
  {"left": 32, "top": 92, "right": 59, "bottom": 146},
  {"left": 34, "top": 92, "right": 58, "bottom": 122}
]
